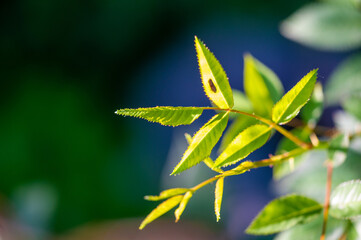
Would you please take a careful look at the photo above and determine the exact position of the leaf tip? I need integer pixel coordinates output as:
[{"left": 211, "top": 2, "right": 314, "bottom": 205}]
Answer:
[
  {"left": 170, "top": 168, "right": 179, "bottom": 176},
  {"left": 243, "top": 52, "right": 252, "bottom": 60},
  {"left": 139, "top": 222, "right": 146, "bottom": 230},
  {"left": 174, "top": 211, "right": 181, "bottom": 222}
]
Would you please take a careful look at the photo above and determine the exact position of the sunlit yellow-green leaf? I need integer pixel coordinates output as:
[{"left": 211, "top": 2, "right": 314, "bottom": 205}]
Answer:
[
  {"left": 174, "top": 191, "right": 193, "bottom": 222},
  {"left": 244, "top": 54, "right": 284, "bottom": 117},
  {"left": 272, "top": 69, "right": 318, "bottom": 125},
  {"left": 139, "top": 195, "right": 183, "bottom": 230},
  {"left": 215, "top": 124, "right": 271, "bottom": 167},
  {"left": 246, "top": 195, "right": 323, "bottom": 235},
  {"left": 185, "top": 133, "right": 223, "bottom": 173},
  {"left": 172, "top": 112, "right": 229, "bottom": 175},
  {"left": 220, "top": 115, "right": 259, "bottom": 152},
  {"left": 195, "top": 36, "right": 233, "bottom": 109},
  {"left": 115, "top": 106, "right": 203, "bottom": 126},
  {"left": 144, "top": 188, "right": 189, "bottom": 201},
  {"left": 215, "top": 177, "right": 224, "bottom": 222}
]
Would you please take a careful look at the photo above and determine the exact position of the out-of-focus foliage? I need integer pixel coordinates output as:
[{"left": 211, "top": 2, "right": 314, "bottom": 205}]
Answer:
[
  {"left": 281, "top": 2, "right": 361, "bottom": 51},
  {"left": 325, "top": 54, "right": 361, "bottom": 106}
]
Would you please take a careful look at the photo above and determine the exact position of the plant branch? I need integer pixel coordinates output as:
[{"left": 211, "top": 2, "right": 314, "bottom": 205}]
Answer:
[
  {"left": 338, "top": 220, "right": 352, "bottom": 240},
  {"left": 320, "top": 161, "right": 333, "bottom": 240},
  {"left": 190, "top": 146, "right": 312, "bottom": 193},
  {"left": 203, "top": 107, "right": 312, "bottom": 149},
  {"left": 191, "top": 175, "right": 221, "bottom": 192}
]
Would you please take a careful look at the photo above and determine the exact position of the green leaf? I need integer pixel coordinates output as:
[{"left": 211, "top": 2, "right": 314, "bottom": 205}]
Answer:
[
  {"left": 274, "top": 214, "right": 346, "bottom": 240},
  {"left": 172, "top": 112, "right": 229, "bottom": 175},
  {"left": 174, "top": 191, "right": 193, "bottom": 222},
  {"left": 272, "top": 69, "right": 318, "bottom": 125},
  {"left": 330, "top": 180, "right": 361, "bottom": 219},
  {"left": 139, "top": 195, "right": 183, "bottom": 230},
  {"left": 323, "top": 0, "right": 361, "bottom": 8},
  {"left": 215, "top": 177, "right": 224, "bottom": 222},
  {"left": 144, "top": 188, "right": 189, "bottom": 201},
  {"left": 195, "top": 36, "right": 234, "bottom": 109},
  {"left": 328, "top": 133, "right": 350, "bottom": 167},
  {"left": 115, "top": 106, "right": 203, "bottom": 126},
  {"left": 244, "top": 54, "right": 284, "bottom": 117},
  {"left": 301, "top": 82, "right": 324, "bottom": 128},
  {"left": 348, "top": 219, "right": 361, "bottom": 240},
  {"left": 246, "top": 194, "right": 323, "bottom": 235},
  {"left": 215, "top": 124, "right": 271, "bottom": 168},
  {"left": 273, "top": 128, "right": 311, "bottom": 180},
  {"left": 280, "top": 3, "right": 361, "bottom": 51},
  {"left": 185, "top": 133, "right": 223, "bottom": 173},
  {"left": 343, "top": 93, "right": 361, "bottom": 121},
  {"left": 229, "top": 89, "right": 253, "bottom": 119},
  {"left": 219, "top": 115, "right": 259, "bottom": 152},
  {"left": 326, "top": 53, "right": 361, "bottom": 106}
]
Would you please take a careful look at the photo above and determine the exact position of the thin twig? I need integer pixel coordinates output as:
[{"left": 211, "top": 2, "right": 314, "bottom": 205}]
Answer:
[
  {"left": 320, "top": 161, "right": 333, "bottom": 240},
  {"left": 203, "top": 107, "right": 311, "bottom": 149},
  {"left": 189, "top": 146, "right": 317, "bottom": 193}
]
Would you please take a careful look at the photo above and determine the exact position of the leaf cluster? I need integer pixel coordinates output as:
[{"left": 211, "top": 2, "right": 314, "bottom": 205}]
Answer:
[{"left": 115, "top": 35, "right": 361, "bottom": 238}]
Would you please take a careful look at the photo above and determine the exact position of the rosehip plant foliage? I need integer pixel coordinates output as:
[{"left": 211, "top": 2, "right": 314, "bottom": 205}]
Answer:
[{"left": 115, "top": 37, "right": 361, "bottom": 239}]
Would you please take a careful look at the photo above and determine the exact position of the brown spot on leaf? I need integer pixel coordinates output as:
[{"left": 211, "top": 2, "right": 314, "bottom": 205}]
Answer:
[{"left": 208, "top": 79, "right": 217, "bottom": 93}]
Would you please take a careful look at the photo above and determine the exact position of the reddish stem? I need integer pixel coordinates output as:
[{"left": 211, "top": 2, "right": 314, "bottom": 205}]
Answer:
[{"left": 320, "top": 161, "right": 333, "bottom": 240}]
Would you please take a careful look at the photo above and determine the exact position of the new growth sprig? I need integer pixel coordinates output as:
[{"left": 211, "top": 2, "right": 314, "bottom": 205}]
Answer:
[{"left": 115, "top": 37, "right": 361, "bottom": 239}]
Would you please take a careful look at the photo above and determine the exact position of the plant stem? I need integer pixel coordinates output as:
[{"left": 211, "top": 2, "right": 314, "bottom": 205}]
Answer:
[
  {"left": 190, "top": 146, "right": 311, "bottom": 193},
  {"left": 338, "top": 220, "right": 352, "bottom": 240},
  {"left": 320, "top": 161, "right": 333, "bottom": 240},
  {"left": 202, "top": 107, "right": 311, "bottom": 149},
  {"left": 191, "top": 175, "right": 220, "bottom": 192}
]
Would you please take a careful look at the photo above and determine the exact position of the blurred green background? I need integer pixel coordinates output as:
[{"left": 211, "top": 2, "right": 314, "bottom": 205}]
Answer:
[{"left": 0, "top": 0, "right": 356, "bottom": 239}]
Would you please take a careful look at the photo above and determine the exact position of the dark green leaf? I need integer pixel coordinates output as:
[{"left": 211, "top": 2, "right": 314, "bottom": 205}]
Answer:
[
  {"left": 348, "top": 219, "right": 361, "bottom": 240},
  {"left": 280, "top": 3, "right": 361, "bottom": 51},
  {"left": 330, "top": 180, "right": 361, "bottom": 219},
  {"left": 272, "top": 69, "right": 318, "bottom": 125},
  {"left": 301, "top": 82, "right": 324, "bottom": 128},
  {"left": 328, "top": 133, "right": 350, "bottom": 167},
  {"left": 172, "top": 112, "right": 229, "bottom": 175},
  {"left": 326, "top": 53, "right": 361, "bottom": 106},
  {"left": 115, "top": 106, "right": 203, "bottom": 126},
  {"left": 195, "top": 36, "right": 234, "bottom": 109},
  {"left": 323, "top": 0, "right": 361, "bottom": 8},
  {"left": 246, "top": 195, "right": 323, "bottom": 235},
  {"left": 273, "top": 128, "right": 311, "bottom": 180},
  {"left": 215, "top": 124, "right": 271, "bottom": 167},
  {"left": 343, "top": 93, "right": 361, "bottom": 121},
  {"left": 274, "top": 215, "right": 346, "bottom": 240}
]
